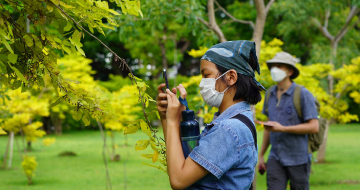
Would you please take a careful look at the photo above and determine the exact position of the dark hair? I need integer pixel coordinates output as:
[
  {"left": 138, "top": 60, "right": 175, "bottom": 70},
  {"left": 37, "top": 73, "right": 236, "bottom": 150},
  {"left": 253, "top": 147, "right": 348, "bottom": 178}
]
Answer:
[{"left": 216, "top": 51, "right": 263, "bottom": 105}]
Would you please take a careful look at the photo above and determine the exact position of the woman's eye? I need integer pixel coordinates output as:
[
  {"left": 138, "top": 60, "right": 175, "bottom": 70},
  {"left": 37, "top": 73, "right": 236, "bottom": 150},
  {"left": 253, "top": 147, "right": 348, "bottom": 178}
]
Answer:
[{"left": 203, "top": 75, "right": 208, "bottom": 78}]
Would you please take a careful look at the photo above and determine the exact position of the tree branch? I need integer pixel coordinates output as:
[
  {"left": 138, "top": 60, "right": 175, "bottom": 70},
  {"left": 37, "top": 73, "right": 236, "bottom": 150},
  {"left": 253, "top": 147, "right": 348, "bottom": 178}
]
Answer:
[
  {"left": 311, "top": 17, "right": 335, "bottom": 41},
  {"left": 197, "top": 17, "right": 211, "bottom": 28},
  {"left": 334, "top": 6, "right": 360, "bottom": 43},
  {"left": 324, "top": 8, "right": 331, "bottom": 29},
  {"left": 180, "top": 40, "right": 191, "bottom": 54},
  {"left": 214, "top": 0, "right": 255, "bottom": 29},
  {"left": 204, "top": 0, "right": 227, "bottom": 42},
  {"left": 265, "top": 0, "right": 275, "bottom": 14}
]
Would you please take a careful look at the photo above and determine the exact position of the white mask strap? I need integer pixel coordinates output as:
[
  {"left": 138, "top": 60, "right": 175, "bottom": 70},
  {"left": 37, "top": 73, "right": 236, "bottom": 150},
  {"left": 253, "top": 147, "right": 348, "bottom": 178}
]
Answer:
[
  {"left": 215, "top": 70, "right": 230, "bottom": 81},
  {"left": 222, "top": 86, "right": 230, "bottom": 93}
]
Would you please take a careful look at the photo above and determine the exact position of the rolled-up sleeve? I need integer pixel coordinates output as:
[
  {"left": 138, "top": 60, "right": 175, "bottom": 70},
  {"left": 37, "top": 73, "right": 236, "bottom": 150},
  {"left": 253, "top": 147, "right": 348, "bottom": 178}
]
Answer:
[
  {"left": 300, "top": 88, "right": 318, "bottom": 121},
  {"left": 189, "top": 124, "right": 239, "bottom": 179}
]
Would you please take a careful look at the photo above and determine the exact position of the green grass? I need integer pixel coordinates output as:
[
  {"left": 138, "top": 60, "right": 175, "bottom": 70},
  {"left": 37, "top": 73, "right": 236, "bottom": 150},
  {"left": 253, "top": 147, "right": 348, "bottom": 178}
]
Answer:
[{"left": 0, "top": 123, "right": 359, "bottom": 190}]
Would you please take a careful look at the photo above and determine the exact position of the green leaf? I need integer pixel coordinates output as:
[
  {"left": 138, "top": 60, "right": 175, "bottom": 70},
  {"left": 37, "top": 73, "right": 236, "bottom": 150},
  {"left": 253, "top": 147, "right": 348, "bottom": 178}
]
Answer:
[
  {"left": 82, "top": 113, "right": 90, "bottom": 126},
  {"left": 64, "top": 21, "right": 72, "bottom": 31},
  {"left": 62, "top": 44, "right": 72, "bottom": 55},
  {"left": 8, "top": 63, "right": 27, "bottom": 83},
  {"left": 50, "top": 97, "right": 63, "bottom": 107},
  {"left": 0, "top": 37, "right": 14, "bottom": 53},
  {"left": 108, "top": 9, "right": 120, "bottom": 15},
  {"left": 0, "top": 60, "right": 7, "bottom": 73},
  {"left": 7, "top": 54, "right": 17, "bottom": 64},
  {"left": 135, "top": 139, "right": 150, "bottom": 151},
  {"left": 140, "top": 120, "right": 151, "bottom": 137},
  {"left": 12, "top": 80, "right": 21, "bottom": 89},
  {"left": 0, "top": 28, "right": 7, "bottom": 38},
  {"left": 23, "top": 34, "right": 33, "bottom": 47},
  {"left": 68, "top": 93, "right": 78, "bottom": 104},
  {"left": 152, "top": 150, "right": 159, "bottom": 163},
  {"left": 72, "top": 109, "right": 82, "bottom": 121},
  {"left": 123, "top": 123, "right": 140, "bottom": 135}
]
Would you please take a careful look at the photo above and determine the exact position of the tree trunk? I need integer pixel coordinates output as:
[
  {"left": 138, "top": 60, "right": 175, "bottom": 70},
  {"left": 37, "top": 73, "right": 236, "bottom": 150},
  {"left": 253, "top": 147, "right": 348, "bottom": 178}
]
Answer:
[
  {"left": 252, "top": 0, "right": 267, "bottom": 56},
  {"left": 8, "top": 132, "right": 14, "bottom": 168},
  {"left": 316, "top": 119, "right": 330, "bottom": 162},
  {"left": 2, "top": 133, "right": 11, "bottom": 169},
  {"left": 27, "top": 141, "right": 32, "bottom": 151},
  {"left": 317, "top": 42, "right": 337, "bottom": 162}
]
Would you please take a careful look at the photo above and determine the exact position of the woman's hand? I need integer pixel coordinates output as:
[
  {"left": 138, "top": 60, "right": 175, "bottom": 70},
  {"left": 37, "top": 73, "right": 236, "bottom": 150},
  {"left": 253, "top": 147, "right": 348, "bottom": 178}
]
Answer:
[
  {"left": 156, "top": 83, "right": 177, "bottom": 120},
  {"left": 165, "top": 84, "right": 188, "bottom": 124},
  {"left": 166, "top": 89, "right": 182, "bottom": 124}
]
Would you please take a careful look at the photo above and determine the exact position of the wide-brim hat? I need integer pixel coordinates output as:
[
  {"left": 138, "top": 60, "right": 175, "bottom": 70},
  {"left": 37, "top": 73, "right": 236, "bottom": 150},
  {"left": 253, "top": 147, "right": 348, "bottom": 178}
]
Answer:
[{"left": 266, "top": 51, "right": 300, "bottom": 79}]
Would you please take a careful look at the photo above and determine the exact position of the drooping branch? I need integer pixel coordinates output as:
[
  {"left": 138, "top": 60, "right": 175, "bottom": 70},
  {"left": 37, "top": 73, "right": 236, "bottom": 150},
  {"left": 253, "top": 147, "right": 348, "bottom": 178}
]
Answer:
[{"left": 214, "top": 0, "right": 255, "bottom": 29}]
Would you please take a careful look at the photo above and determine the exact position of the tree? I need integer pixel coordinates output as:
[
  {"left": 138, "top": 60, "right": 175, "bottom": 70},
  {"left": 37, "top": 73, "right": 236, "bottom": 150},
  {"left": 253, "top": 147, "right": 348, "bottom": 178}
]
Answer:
[{"left": 198, "top": 0, "right": 275, "bottom": 56}]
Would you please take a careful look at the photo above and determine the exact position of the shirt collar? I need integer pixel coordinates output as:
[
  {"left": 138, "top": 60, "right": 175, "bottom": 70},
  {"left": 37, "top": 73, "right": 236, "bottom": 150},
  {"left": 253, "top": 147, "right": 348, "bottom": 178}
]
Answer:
[
  {"left": 271, "top": 82, "right": 297, "bottom": 96},
  {"left": 210, "top": 101, "right": 251, "bottom": 125}
]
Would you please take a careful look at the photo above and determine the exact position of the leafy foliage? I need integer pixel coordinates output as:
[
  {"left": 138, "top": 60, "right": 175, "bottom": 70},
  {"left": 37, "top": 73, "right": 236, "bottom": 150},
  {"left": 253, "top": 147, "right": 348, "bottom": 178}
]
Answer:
[
  {"left": 21, "top": 155, "right": 37, "bottom": 185},
  {"left": 0, "top": 0, "right": 141, "bottom": 127}
]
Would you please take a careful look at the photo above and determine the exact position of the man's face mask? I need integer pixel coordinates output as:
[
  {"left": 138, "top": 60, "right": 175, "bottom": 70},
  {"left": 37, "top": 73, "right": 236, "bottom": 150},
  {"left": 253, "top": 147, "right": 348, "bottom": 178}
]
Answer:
[
  {"left": 270, "top": 67, "right": 287, "bottom": 83},
  {"left": 199, "top": 70, "right": 230, "bottom": 108}
]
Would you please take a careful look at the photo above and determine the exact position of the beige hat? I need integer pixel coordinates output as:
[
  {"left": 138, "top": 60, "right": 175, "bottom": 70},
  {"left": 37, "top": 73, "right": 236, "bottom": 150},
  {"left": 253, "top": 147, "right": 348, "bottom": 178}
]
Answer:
[{"left": 266, "top": 51, "right": 300, "bottom": 79}]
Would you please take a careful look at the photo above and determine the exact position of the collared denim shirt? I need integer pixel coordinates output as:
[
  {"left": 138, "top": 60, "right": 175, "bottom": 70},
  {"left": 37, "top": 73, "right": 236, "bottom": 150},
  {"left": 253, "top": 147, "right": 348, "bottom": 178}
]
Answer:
[
  {"left": 262, "top": 82, "right": 318, "bottom": 166},
  {"left": 187, "top": 101, "right": 258, "bottom": 190}
]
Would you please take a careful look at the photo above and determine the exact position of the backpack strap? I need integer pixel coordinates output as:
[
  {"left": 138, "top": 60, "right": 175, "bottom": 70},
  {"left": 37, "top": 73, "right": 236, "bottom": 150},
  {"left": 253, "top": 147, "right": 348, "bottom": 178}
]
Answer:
[
  {"left": 207, "top": 114, "right": 257, "bottom": 149},
  {"left": 293, "top": 85, "right": 303, "bottom": 119},
  {"left": 230, "top": 114, "right": 257, "bottom": 149},
  {"left": 264, "top": 85, "right": 276, "bottom": 116}
]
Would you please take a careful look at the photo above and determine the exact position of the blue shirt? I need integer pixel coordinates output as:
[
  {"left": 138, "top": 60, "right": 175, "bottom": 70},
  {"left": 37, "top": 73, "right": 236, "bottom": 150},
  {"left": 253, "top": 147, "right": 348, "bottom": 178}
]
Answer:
[
  {"left": 262, "top": 82, "right": 318, "bottom": 166},
  {"left": 187, "top": 101, "right": 258, "bottom": 190}
]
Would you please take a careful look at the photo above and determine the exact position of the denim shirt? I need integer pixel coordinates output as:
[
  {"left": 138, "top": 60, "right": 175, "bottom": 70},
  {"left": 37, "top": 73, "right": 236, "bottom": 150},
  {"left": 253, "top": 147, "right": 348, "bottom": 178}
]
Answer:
[
  {"left": 187, "top": 101, "right": 258, "bottom": 190},
  {"left": 261, "top": 82, "right": 318, "bottom": 166}
]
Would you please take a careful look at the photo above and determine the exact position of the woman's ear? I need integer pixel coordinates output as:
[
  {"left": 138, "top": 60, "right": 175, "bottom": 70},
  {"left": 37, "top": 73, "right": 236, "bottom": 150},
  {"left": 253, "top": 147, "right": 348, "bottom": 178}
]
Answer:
[{"left": 227, "top": 69, "right": 238, "bottom": 86}]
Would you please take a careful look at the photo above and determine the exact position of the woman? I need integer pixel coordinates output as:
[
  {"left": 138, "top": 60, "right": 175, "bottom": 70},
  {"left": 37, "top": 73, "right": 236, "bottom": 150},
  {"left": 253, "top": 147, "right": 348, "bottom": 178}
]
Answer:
[{"left": 156, "top": 40, "right": 265, "bottom": 190}]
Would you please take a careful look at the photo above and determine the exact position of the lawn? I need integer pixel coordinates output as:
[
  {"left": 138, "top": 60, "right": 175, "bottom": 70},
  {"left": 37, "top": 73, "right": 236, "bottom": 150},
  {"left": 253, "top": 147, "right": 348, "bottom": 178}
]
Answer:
[{"left": 0, "top": 123, "right": 359, "bottom": 190}]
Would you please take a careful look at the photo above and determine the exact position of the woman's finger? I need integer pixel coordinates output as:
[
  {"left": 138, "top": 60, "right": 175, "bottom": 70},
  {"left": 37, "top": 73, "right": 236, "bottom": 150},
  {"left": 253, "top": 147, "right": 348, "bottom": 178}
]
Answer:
[
  {"left": 177, "top": 84, "right": 187, "bottom": 99},
  {"left": 157, "top": 93, "right": 167, "bottom": 100},
  {"left": 166, "top": 89, "right": 173, "bottom": 104},
  {"left": 158, "top": 100, "right": 168, "bottom": 106},
  {"left": 166, "top": 88, "right": 177, "bottom": 100},
  {"left": 157, "top": 83, "right": 166, "bottom": 93},
  {"left": 171, "top": 87, "right": 177, "bottom": 94}
]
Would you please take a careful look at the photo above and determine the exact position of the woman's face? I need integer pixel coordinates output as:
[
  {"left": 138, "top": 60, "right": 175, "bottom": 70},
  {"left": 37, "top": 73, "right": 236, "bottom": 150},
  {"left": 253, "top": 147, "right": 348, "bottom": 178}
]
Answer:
[{"left": 200, "top": 60, "right": 227, "bottom": 91}]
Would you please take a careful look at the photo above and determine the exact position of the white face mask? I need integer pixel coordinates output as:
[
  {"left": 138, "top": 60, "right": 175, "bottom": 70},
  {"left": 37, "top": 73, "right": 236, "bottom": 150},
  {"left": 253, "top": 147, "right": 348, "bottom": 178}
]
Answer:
[
  {"left": 270, "top": 67, "right": 287, "bottom": 83},
  {"left": 199, "top": 70, "right": 230, "bottom": 108}
]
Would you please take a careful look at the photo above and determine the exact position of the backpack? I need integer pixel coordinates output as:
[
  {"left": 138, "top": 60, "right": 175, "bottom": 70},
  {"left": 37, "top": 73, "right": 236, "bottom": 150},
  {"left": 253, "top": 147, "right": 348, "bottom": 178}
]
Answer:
[{"left": 264, "top": 84, "right": 326, "bottom": 153}]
